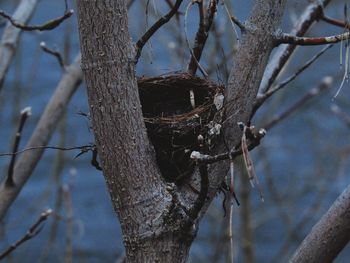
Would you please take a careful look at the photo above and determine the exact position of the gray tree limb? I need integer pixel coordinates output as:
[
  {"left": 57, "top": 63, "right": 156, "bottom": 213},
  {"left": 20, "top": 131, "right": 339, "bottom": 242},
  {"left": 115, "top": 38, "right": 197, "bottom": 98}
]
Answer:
[
  {"left": 0, "top": 54, "right": 82, "bottom": 219},
  {"left": 0, "top": 0, "right": 39, "bottom": 90},
  {"left": 289, "top": 184, "right": 350, "bottom": 263},
  {"left": 259, "top": 0, "right": 333, "bottom": 94}
]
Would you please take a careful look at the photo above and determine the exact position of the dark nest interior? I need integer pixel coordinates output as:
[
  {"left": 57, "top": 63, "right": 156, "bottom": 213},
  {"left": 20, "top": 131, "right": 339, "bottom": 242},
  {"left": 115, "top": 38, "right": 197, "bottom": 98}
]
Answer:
[{"left": 138, "top": 73, "right": 224, "bottom": 184}]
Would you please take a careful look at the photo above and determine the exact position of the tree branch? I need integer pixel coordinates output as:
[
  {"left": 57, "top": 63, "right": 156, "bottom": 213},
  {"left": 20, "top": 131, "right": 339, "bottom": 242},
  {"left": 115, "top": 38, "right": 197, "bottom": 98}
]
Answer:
[
  {"left": 190, "top": 127, "right": 266, "bottom": 165},
  {"left": 230, "top": 15, "right": 245, "bottom": 32},
  {"left": 0, "top": 209, "right": 52, "bottom": 260},
  {"left": 191, "top": 77, "right": 332, "bottom": 168},
  {"left": 259, "top": 0, "right": 333, "bottom": 94},
  {"left": 253, "top": 44, "right": 332, "bottom": 116},
  {"left": 0, "top": 54, "right": 82, "bottom": 220},
  {"left": 40, "top": 42, "right": 65, "bottom": 69},
  {"left": 321, "top": 13, "right": 350, "bottom": 29},
  {"left": 6, "top": 107, "right": 32, "bottom": 187},
  {"left": 0, "top": 144, "right": 91, "bottom": 157},
  {"left": 288, "top": 184, "right": 350, "bottom": 263},
  {"left": 276, "top": 31, "right": 350, "bottom": 46},
  {"left": 135, "top": 0, "right": 183, "bottom": 63},
  {"left": 222, "top": 0, "right": 286, "bottom": 150},
  {"left": 0, "top": 0, "right": 39, "bottom": 90},
  {"left": 263, "top": 76, "right": 333, "bottom": 131},
  {"left": 188, "top": 0, "right": 218, "bottom": 75},
  {"left": 184, "top": 1, "right": 208, "bottom": 77},
  {"left": 0, "top": 2, "right": 73, "bottom": 31}
]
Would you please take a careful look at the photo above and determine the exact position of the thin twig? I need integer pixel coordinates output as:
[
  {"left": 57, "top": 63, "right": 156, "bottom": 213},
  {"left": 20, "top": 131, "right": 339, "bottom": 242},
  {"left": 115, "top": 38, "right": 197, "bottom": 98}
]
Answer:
[
  {"left": 91, "top": 146, "right": 102, "bottom": 171},
  {"left": 188, "top": 0, "right": 205, "bottom": 75},
  {"left": 0, "top": 143, "right": 102, "bottom": 172},
  {"left": 6, "top": 107, "right": 31, "bottom": 187},
  {"left": 0, "top": 209, "right": 52, "bottom": 260},
  {"left": 165, "top": 0, "right": 183, "bottom": 20},
  {"left": 0, "top": 0, "right": 73, "bottom": 32},
  {"left": 40, "top": 42, "right": 65, "bottom": 69},
  {"left": 135, "top": 0, "right": 183, "bottom": 63},
  {"left": 0, "top": 54, "right": 82, "bottom": 220},
  {"left": 191, "top": 78, "right": 332, "bottom": 166},
  {"left": 259, "top": 0, "right": 332, "bottom": 94},
  {"left": 184, "top": 1, "right": 209, "bottom": 77},
  {"left": 230, "top": 15, "right": 245, "bottom": 32},
  {"left": 221, "top": 0, "right": 244, "bottom": 39},
  {"left": 190, "top": 128, "right": 266, "bottom": 165},
  {"left": 0, "top": 144, "right": 92, "bottom": 157},
  {"left": 321, "top": 14, "right": 350, "bottom": 29},
  {"left": 253, "top": 44, "right": 332, "bottom": 117},
  {"left": 264, "top": 76, "right": 333, "bottom": 131},
  {"left": 0, "top": 0, "right": 39, "bottom": 90},
  {"left": 188, "top": 0, "right": 218, "bottom": 75}
]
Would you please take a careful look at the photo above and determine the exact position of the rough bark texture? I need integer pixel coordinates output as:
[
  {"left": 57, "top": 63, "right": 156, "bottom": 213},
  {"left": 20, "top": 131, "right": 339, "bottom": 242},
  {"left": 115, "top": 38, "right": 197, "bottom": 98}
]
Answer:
[
  {"left": 207, "top": 0, "right": 287, "bottom": 205},
  {"left": 223, "top": 0, "right": 286, "bottom": 148},
  {"left": 76, "top": 2, "right": 192, "bottom": 262},
  {"left": 76, "top": 0, "right": 287, "bottom": 262},
  {"left": 289, "top": 184, "right": 350, "bottom": 263}
]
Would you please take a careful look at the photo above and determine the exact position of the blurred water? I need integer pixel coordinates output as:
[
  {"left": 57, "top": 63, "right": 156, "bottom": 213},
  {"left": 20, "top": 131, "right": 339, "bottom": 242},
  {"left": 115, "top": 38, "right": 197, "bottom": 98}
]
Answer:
[{"left": 0, "top": 0, "right": 350, "bottom": 262}]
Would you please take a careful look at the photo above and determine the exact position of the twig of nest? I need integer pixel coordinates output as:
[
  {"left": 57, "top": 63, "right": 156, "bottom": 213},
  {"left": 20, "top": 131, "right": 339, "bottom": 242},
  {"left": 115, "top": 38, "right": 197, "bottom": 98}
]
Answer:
[{"left": 138, "top": 72, "right": 224, "bottom": 184}]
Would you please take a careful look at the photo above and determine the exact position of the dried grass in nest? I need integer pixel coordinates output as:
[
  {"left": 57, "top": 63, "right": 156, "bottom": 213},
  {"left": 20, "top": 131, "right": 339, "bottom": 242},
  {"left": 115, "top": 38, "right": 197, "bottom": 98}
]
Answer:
[{"left": 138, "top": 72, "right": 224, "bottom": 183}]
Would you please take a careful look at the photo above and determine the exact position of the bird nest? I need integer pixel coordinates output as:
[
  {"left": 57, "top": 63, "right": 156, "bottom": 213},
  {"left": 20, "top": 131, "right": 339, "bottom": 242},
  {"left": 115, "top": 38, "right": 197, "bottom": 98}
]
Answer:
[{"left": 138, "top": 73, "right": 224, "bottom": 184}]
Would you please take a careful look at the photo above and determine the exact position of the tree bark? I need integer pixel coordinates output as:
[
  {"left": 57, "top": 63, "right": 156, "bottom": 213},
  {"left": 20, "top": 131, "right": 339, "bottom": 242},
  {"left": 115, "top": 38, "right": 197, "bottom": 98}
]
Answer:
[
  {"left": 289, "top": 184, "right": 350, "bottom": 263},
  {"left": 76, "top": 1, "right": 193, "bottom": 262},
  {"left": 223, "top": 0, "right": 286, "bottom": 148},
  {"left": 76, "top": 0, "right": 287, "bottom": 262},
  {"left": 207, "top": 0, "right": 287, "bottom": 206}
]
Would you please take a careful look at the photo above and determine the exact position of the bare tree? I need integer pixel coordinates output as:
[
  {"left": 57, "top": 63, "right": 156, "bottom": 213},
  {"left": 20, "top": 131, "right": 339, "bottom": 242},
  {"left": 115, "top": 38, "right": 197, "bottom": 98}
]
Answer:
[
  {"left": 0, "top": 0, "right": 350, "bottom": 262},
  {"left": 74, "top": 0, "right": 349, "bottom": 262}
]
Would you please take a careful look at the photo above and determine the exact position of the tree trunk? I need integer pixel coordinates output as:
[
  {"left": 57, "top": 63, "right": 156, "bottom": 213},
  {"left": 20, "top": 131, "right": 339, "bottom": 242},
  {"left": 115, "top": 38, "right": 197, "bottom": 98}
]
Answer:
[
  {"left": 76, "top": 1, "right": 193, "bottom": 262},
  {"left": 209, "top": 0, "right": 286, "bottom": 204},
  {"left": 223, "top": 0, "right": 286, "bottom": 148},
  {"left": 76, "top": 0, "right": 287, "bottom": 262}
]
